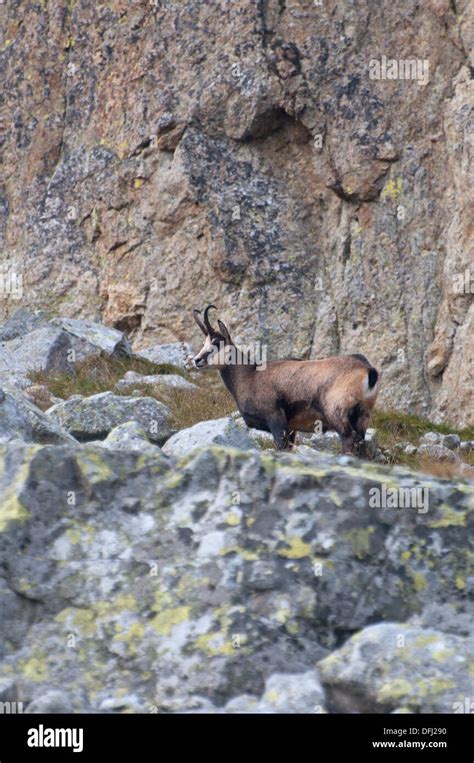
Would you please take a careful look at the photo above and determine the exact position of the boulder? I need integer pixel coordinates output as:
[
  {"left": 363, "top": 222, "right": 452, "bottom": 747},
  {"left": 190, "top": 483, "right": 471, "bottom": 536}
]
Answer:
[
  {"left": 95, "top": 421, "right": 161, "bottom": 455},
  {"left": 441, "top": 434, "right": 461, "bottom": 451},
  {"left": 318, "top": 623, "right": 474, "bottom": 713},
  {"left": 0, "top": 443, "right": 471, "bottom": 712},
  {"left": 0, "top": 389, "right": 77, "bottom": 445},
  {"left": 162, "top": 416, "right": 256, "bottom": 457},
  {"left": 46, "top": 391, "right": 173, "bottom": 444},
  {"left": 0, "top": 327, "right": 75, "bottom": 388},
  {"left": 51, "top": 317, "right": 131, "bottom": 360}
]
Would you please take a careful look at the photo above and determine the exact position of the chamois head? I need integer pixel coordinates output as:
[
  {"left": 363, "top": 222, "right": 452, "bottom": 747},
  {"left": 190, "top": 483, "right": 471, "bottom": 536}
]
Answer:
[{"left": 192, "top": 305, "right": 233, "bottom": 369}]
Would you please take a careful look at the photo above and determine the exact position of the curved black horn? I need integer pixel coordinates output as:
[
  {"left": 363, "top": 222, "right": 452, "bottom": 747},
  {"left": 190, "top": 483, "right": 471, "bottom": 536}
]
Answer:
[
  {"left": 203, "top": 304, "right": 218, "bottom": 332},
  {"left": 192, "top": 308, "right": 208, "bottom": 335}
]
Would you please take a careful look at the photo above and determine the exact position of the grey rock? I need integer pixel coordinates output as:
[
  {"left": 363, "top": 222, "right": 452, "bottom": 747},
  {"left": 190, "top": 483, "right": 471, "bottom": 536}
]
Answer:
[
  {"left": 162, "top": 416, "right": 256, "bottom": 457},
  {"left": 0, "top": 443, "right": 471, "bottom": 712},
  {"left": 46, "top": 391, "right": 173, "bottom": 444},
  {"left": 51, "top": 317, "right": 131, "bottom": 360},
  {"left": 309, "top": 431, "right": 341, "bottom": 453},
  {"left": 0, "top": 327, "right": 75, "bottom": 387},
  {"left": 0, "top": 389, "right": 77, "bottom": 445},
  {"left": 0, "top": 309, "right": 49, "bottom": 342},
  {"left": 224, "top": 671, "right": 325, "bottom": 714},
  {"left": 0, "top": 677, "right": 18, "bottom": 703},
  {"left": 135, "top": 342, "right": 193, "bottom": 370},
  {"left": 442, "top": 434, "right": 461, "bottom": 451},
  {"left": 25, "top": 690, "right": 74, "bottom": 714},
  {"left": 420, "top": 432, "right": 442, "bottom": 445},
  {"left": 318, "top": 623, "right": 474, "bottom": 713},
  {"left": 460, "top": 441, "right": 474, "bottom": 454},
  {"left": 115, "top": 370, "right": 197, "bottom": 392},
  {"left": 417, "top": 443, "right": 460, "bottom": 464},
  {"left": 97, "top": 421, "right": 161, "bottom": 455}
]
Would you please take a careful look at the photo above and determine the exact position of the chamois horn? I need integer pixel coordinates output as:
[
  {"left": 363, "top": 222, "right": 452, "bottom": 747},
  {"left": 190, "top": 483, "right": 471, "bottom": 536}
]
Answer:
[{"left": 203, "top": 304, "right": 218, "bottom": 333}]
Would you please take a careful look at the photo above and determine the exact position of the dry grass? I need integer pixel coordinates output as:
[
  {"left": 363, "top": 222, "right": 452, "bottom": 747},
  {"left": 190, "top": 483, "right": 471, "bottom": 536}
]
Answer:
[
  {"left": 29, "top": 354, "right": 187, "bottom": 405},
  {"left": 144, "top": 377, "right": 237, "bottom": 430}
]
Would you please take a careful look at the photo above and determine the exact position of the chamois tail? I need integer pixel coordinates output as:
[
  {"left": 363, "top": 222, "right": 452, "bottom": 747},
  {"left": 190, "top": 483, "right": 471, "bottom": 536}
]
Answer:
[{"left": 362, "top": 367, "right": 379, "bottom": 398}]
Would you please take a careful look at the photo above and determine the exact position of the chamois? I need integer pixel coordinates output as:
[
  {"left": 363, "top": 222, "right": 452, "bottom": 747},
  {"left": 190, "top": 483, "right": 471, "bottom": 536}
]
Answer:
[{"left": 192, "top": 305, "right": 379, "bottom": 454}]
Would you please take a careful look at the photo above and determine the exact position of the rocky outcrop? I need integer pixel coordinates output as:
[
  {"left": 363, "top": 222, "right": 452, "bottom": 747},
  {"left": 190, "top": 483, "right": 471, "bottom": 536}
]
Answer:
[
  {"left": 0, "top": 441, "right": 472, "bottom": 712},
  {"left": 46, "top": 391, "right": 174, "bottom": 443},
  {"left": 1, "top": 1, "right": 472, "bottom": 424}
]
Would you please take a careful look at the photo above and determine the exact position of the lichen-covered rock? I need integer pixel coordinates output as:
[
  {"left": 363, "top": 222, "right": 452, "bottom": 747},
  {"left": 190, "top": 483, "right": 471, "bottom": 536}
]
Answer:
[
  {"left": 162, "top": 417, "right": 256, "bottom": 457},
  {"left": 46, "top": 391, "right": 173, "bottom": 443},
  {"left": 0, "top": 327, "right": 75, "bottom": 388},
  {"left": 95, "top": 420, "right": 160, "bottom": 455},
  {"left": 318, "top": 623, "right": 474, "bottom": 713},
  {"left": 0, "top": 390, "right": 77, "bottom": 445},
  {"left": 115, "top": 370, "right": 196, "bottom": 392},
  {"left": 0, "top": 442, "right": 472, "bottom": 712}
]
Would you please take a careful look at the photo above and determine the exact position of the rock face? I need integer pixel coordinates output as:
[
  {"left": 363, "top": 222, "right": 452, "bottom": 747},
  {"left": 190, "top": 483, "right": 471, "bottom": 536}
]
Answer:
[
  {"left": 1, "top": 1, "right": 472, "bottom": 425},
  {"left": 0, "top": 442, "right": 472, "bottom": 712}
]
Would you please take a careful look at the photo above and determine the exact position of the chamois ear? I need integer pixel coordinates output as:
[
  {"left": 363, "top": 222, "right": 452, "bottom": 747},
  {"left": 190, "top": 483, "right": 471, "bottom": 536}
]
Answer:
[
  {"left": 192, "top": 309, "right": 208, "bottom": 336},
  {"left": 217, "top": 319, "right": 231, "bottom": 342}
]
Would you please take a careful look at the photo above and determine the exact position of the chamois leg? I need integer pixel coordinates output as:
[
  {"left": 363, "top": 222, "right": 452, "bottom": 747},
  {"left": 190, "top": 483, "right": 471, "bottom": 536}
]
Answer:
[
  {"left": 268, "top": 413, "right": 292, "bottom": 451},
  {"left": 334, "top": 420, "right": 357, "bottom": 455},
  {"left": 350, "top": 406, "right": 371, "bottom": 457}
]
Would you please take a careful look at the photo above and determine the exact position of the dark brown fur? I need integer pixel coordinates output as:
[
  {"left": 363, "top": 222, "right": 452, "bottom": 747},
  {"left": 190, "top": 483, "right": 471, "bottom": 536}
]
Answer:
[{"left": 192, "top": 307, "right": 379, "bottom": 454}]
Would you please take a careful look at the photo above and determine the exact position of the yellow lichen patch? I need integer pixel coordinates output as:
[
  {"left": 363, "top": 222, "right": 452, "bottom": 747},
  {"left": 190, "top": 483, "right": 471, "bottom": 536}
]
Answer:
[
  {"left": 413, "top": 633, "right": 439, "bottom": 648},
  {"left": 19, "top": 653, "right": 50, "bottom": 682},
  {"left": 66, "top": 528, "right": 81, "bottom": 545},
  {"left": 277, "top": 536, "right": 311, "bottom": 559},
  {"left": 246, "top": 516, "right": 256, "bottom": 527},
  {"left": 0, "top": 461, "right": 32, "bottom": 532},
  {"left": 343, "top": 527, "right": 375, "bottom": 560},
  {"left": 113, "top": 622, "right": 145, "bottom": 654},
  {"left": 427, "top": 506, "right": 467, "bottom": 528},
  {"left": 409, "top": 570, "right": 427, "bottom": 592},
  {"left": 75, "top": 452, "right": 113, "bottom": 484},
  {"left": 455, "top": 576, "right": 465, "bottom": 590},
  {"left": 381, "top": 176, "right": 403, "bottom": 200},
  {"left": 133, "top": 178, "right": 144, "bottom": 188},
  {"left": 193, "top": 631, "right": 235, "bottom": 657},
  {"left": 431, "top": 648, "right": 455, "bottom": 663},
  {"left": 149, "top": 606, "right": 190, "bottom": 636},
  {"left": 226, "top": 511, "right": 240, "bottom": 526},
  {"left": 377, "top": 678, "right": 412, "bottom": 701}
]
